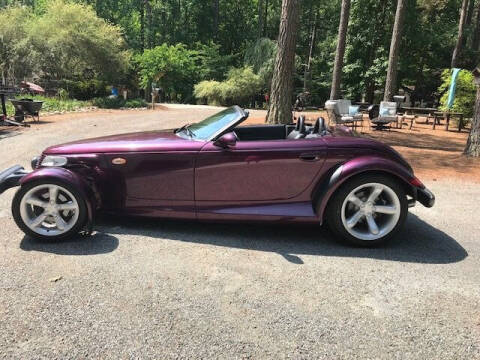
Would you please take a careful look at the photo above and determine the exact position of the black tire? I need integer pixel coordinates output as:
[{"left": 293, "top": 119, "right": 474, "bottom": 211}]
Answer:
[
  {"left": 12, "top": 179, "right": 88, "bottom": 241},
  {"left": 325, "top": 173, "right": 408, "bottom": 247}
]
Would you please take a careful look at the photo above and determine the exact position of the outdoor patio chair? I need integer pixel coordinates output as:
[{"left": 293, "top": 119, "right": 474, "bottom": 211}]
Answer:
[
  {"left": 325, "top": 100, "right": 363, "bottom": 130},
  {"left": 371, "top": 101, "right": 398, "bottom": 130}
]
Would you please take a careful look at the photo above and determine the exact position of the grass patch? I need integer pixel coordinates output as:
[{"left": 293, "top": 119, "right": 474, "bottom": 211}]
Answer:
[
  {"left": 4, "top": 95, "right": 147, "bottom": 116},
  {"left": 5, "top": 95, "right": 90, "bottom": 116}
]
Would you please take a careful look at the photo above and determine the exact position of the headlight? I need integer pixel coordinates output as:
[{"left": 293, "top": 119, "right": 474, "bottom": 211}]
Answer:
[{"left": 40, "top": 155, "right": 68, "bottom": 167}]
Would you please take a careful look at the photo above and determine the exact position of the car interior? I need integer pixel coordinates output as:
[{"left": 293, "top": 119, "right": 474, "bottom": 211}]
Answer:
[{"left": 233, "top": 116, "right": 328, "bottom": 141}]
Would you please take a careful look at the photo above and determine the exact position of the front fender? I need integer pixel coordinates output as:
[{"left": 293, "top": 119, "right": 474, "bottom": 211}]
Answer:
[
  {"left": 316, "top": 156, "right": 417, "bottom": 224},
  {"left": 20, "top": 167, "right": 97, "bottom": 233}
]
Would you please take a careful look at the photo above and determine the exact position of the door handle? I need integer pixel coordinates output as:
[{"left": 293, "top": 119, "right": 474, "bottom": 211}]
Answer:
[{"left": 299, "top": 153, "right": 321, "bottom": 161}]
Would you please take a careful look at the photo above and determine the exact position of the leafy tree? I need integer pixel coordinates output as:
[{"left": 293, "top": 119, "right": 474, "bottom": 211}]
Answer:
[
  {"left": 27, "top": 0, "right": 129, "bottom": 82},
  {"left": 136, "top": 43, "right": 199, "bottom": 102},
  {"left": 0, "top": 6, "right": 35, "bottom": 84},
  {"left": 194, "top": 41, "right": 231, "bottom": 81},
  {"left": 244, "top": 37, "right": 277, "bottom": 87},
  {"left": 439, "top": 69, "right": 476, "bottom": 117}
]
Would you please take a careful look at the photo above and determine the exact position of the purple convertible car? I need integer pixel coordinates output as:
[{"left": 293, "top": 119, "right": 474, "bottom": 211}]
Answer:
[{"left": 0, "top": 106, "right": 434, "bottom": 246}]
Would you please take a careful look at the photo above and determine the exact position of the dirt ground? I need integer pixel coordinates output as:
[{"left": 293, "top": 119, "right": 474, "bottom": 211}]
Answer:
[
  {"left": 1, "top": 107, "right": 479, "bottom": 183},
  {"left": 1, "top": 105, "right": 479, "bottom": 358},
  {"left": 246, "top": 110, "right": 480, "bottom": 182}
]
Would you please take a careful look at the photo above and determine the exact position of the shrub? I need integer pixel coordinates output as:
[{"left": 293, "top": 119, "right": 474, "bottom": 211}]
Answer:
[
  {"left": 193, "top": 80, "right": 223, "bottom": 105},
  {"left": 438, "top": 69, "right": 476, "bottom": 118},
  {"left": 124, "top": 98, "right": 148, "bottom": 108},
  {"left": 92, "top": 97, "right": 147, "bottom": 109},
  {"left": 57, "top": 88, "right": 69, "bottom": 101},
  {"left": 194, "top": 67, "right": 262, "bottom": 106},
  {"left": 62, "top": 80, "right": 109, "bottom": 100}
]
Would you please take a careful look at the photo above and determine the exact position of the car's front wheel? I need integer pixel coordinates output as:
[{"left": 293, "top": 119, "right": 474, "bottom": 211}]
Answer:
[
  {"left": 326, "top": 174, "right": 408, "bottom": 246},
  {"left": 12, "top": 180, "right": 87, "bottom": 241}
]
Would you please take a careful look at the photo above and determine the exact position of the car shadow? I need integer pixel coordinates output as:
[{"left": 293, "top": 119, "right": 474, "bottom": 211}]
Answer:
[
  {"left": 90, "top": 213, "right": 467, "bottom": 265},
  {"left": 19, "top": 231, "right": 118, "bottom": 255}
]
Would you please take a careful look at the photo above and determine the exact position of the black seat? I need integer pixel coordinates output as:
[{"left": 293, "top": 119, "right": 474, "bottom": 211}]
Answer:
[
  {"left": 306, "top": 117, "right": 327, "bottom": 138},
  {"left": 287, "top": 115, "right": 306, "bottom": 139}
]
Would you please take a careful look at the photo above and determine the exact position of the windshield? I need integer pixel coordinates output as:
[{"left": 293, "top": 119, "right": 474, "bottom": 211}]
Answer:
[{"left": 177, "top": 107, "right": 243, "bottom": 141}]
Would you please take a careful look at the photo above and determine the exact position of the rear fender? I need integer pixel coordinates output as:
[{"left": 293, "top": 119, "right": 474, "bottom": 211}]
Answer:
[
  {"left": 315, "top": 156, "right": 416, "bottom": 224},
  {"left": 20, "top": 167, "right": 97, "bottom": 233}
]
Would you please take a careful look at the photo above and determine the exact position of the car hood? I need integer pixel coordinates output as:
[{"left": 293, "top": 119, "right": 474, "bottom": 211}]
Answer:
[{"left": 44, "top": 130, "right": 205, "bottom": 154}]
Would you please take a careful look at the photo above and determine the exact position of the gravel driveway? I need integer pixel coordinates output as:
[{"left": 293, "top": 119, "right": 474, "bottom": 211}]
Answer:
[{"left": 1, "top": 106, "right": 479, "bottom": 359}]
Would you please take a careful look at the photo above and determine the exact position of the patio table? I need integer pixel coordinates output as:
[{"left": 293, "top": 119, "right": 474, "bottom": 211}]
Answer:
[
  {"left": 401, "top": 107, "right": 438, "bottom": 121},
  {"left": 432, "top": 111, "right": 464, "bottom": 131}
]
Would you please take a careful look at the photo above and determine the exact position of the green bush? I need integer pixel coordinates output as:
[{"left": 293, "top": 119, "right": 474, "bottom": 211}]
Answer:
[
  {"left": 193, "top": 80, "right": 223, "bottom": 106},
  {"left": 124, "top": 98, "right": 148, "bottom": 108},
  {"left": 62, "top": 80, "right": 109, "bottom": 100},
  {"left": 194, "top": 67, "right": 262, "bottom": 106},
  {"left": 438, "top": 69, "right": 476, "bottom": 118},
  {"left": 92, "top": 97, "right": 147, "bottom": 109}
]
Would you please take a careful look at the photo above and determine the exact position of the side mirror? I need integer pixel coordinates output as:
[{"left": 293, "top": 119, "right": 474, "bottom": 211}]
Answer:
[{"left": 214, "top": 132, "right": 237, "bottom": 148}]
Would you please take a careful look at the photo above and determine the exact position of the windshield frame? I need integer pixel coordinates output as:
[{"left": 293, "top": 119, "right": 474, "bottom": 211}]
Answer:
[{"left": 177, "top": 106, "right": 248, "bottom": 142}]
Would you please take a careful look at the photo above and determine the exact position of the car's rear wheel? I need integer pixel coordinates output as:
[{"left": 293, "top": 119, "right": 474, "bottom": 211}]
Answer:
[
  {"left": 12, "top": 180, "right": 87, "bottom": 241},
  {"left": 326, "top": 174, "right": 408, "bottom": 246}
]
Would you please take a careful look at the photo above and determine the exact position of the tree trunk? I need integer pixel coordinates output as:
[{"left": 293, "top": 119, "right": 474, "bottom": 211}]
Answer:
[
  {"left": 146, "top": 0, "right": 152, "bottom": 49},
  {"left": 464, "top": 84, "right": 480, "bottom": 157},
  {"left": 213, "top": 0, "right": 219, "bottom": 39},
  {"left": 466, "top": 0, "right": 475, "bottom": 25},
  {"left": 384, "top": 0, "right": 407, "bottom": 102},
  {"left": 452, "top": 0, "right": 469, "bottom": 68},
  {"left": 303, "top": 11, "right": 317, "bottom": 93},
  {"left": 264, "top": 0, "right": 268, "bottom": 36},
  {"left": 266, "top": 0, "right": 301, "bottom": 124},
  {"left": 472, "top": 1, "right": 480, "bottom": 50},
  {"left": 258, "top": 0, "right": 264, "bottom": 38},
  {"left": 330, "top": 0, "right": 351, "bottom": 100},
  {"left": 140, "top": 0, "right": 145, "bottom": 52}
]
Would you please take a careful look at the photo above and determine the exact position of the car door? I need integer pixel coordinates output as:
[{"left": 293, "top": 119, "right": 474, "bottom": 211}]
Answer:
[
  {"left": 195, "top": 138, "right": 327, "bottom": 203},
  {"left": 102, "top": 150, "right": 198, "bottom": 219}
]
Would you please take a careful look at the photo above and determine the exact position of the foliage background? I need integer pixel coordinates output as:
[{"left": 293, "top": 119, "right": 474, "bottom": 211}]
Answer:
[{"left": 0, "top": 0, "right": 479, "bottom": 108}]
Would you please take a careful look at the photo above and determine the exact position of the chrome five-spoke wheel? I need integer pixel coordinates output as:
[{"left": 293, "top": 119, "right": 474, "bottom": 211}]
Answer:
[
  {"left": 13, "top": 181, "right": 87, "bottom": 240},
  {"left": 326, "top": 174, "right": 408, "bottom": 246},
  {"left": 341, "top": 183, "right": 401, "bottom": 241}
]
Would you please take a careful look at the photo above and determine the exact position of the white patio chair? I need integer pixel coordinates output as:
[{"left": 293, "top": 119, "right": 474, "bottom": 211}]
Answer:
[{"left": 325, "top": 100, "right": 363, "bottom": 130}]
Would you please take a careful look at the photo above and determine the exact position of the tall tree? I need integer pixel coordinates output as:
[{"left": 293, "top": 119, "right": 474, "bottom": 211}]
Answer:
[
  {"left": 140, "top": 0, "right": 145, "bottom": 52},
  {"left": 304, "top": 10, "right": 317, "bottom": 92},
  {"left": 266, "top": 0, "right": 301, "bottom": 124},
  {"left": 472, "top": 0, "right": 480, "bottom": 50},
  {"left": 258, "top": 0, "right": 264, "bottom": 38},
  {"left": 384, "top": 0, "right": 407, "bottom": 101},
  {"left": 330, "top": 0, "right": 351, "bottom": 100},
  {"left": 213, "top": 0, "right": 219, "bottom": 39},
  {"left": 465, "top": 68, "right": 480, "bottom": 157},
  {"left": 466, "top": 0, "right": 475, "bottom": 25},
  {"left": 452, "top": 0, "right": 469, "bottom": 68}
]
